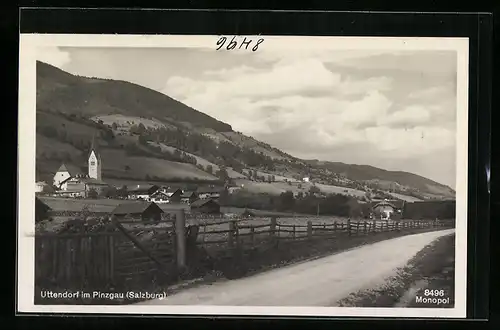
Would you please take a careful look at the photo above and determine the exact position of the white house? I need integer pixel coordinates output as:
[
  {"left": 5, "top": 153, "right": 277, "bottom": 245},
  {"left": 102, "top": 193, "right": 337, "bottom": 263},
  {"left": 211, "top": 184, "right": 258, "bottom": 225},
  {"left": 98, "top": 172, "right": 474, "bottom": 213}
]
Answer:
[
  {"left": 53, "top": 164, "right": 85, "bottom": 189},
  {"left": 303, "top": 177, "right": 310, "bottom": 183},
  {"left": 35, "top": 181, "right": 51, "bottom": 193}
]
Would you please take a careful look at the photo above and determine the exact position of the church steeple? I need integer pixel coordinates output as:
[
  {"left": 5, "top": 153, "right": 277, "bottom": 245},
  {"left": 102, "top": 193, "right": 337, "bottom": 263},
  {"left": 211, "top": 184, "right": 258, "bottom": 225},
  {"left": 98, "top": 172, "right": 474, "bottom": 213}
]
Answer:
[{"left": 88, "top": 133, "right": 102, "bottom": 181}]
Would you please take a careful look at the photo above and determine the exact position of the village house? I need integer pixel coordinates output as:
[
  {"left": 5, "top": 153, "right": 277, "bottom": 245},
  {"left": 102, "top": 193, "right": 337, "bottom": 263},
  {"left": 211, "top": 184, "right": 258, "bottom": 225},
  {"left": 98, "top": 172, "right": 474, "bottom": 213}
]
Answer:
[
  {"left": 180, "top": 191, "right": 198, "bottom": 204},
  {"left": 127, "top": 184, "right": 160, "bottom": 200},
  {"left": 148, "top": 187, "right": 183, "bottom": 204},
  {"left": 371, "top": 199, "right": 403, "bottom": 220},
  {"left": 190, "top": 199, "right": 221, "bottom": 214},
  {"left": 227, "top": 186, "right": 242, "bottom": 194},
  {"left": 197, "top": 186, "right": 223, "bottom": 199},
  {"left": 111, "top": 201, "right": 164, "bottom": 222},
  {"left": 35, "top": 181, "right": 53, "bottom": 194},
  {"left": 53, "top": 163, "right": 85, "bottom": 189}
]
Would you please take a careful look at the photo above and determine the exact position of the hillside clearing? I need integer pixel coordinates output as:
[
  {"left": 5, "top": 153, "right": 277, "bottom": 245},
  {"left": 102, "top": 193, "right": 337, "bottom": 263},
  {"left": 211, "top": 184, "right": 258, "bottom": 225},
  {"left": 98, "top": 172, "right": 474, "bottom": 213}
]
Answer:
[
  {"left": 99, "top": 149, "right": 218, "bottom": 181},
  {"left": 91, "top": 114, "right": 172, "bottom": 130}
]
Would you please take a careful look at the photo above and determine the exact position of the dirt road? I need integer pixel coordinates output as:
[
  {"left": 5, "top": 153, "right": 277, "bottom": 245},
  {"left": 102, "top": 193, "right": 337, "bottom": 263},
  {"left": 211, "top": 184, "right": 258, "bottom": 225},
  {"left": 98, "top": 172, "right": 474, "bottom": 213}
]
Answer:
[{"left": 138, "top": 229, "right": 455, "bottom": 306}]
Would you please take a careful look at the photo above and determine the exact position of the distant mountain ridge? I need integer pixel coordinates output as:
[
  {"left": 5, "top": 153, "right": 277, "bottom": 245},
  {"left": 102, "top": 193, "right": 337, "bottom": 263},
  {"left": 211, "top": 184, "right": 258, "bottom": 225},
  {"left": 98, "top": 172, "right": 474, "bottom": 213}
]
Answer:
[
  {"left": 305, "top": 160, "right": 455, "bottom": 197},
  {"left": 34, "top": 61, "right": 455, "bottom": 200}
]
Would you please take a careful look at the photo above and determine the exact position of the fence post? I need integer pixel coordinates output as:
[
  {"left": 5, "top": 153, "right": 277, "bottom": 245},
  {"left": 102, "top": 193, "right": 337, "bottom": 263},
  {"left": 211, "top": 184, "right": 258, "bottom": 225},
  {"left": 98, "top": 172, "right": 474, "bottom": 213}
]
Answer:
[
  {"left": 228, "top": 221, "right": 235, "bottom": 248},
  {"left": 250, "top": 226, "right": 255, "bottom": 247},
  {"left": 234, "top": 221, "right": 240, "bottom": 248},
  {"left": 363, "top": 221, "right": 367, "bottom": 235},
  {"left": 347, "top": 219, "right": 351, "bottom": 236},
  {"left": 175, "top": 209, "right": 187, "bottom": 272},
  {"left": 270, "top": 217, "right": 277, "bottom": 238},
  {"left": 373, "top": 220, "right": 376, "bottom": 233},
  {"left": 292, "top": 225, "right": 296, "bottom": 240},
  {"left": 307, "top": 221, "right": 312, "bottom": 240}
]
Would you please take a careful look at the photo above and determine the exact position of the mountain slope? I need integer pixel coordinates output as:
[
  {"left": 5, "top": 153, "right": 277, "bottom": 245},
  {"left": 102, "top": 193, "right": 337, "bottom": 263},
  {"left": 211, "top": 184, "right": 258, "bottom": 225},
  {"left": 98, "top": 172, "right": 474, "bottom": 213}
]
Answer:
[
  {"left": 35, "top": 61, "right": 455, "bottom": 200},
  {"left": 36, "top": 61, "right": 232, "bottom": 132},
  {"left": 305, "top": 160, "right": 455, "bottom": 198}
]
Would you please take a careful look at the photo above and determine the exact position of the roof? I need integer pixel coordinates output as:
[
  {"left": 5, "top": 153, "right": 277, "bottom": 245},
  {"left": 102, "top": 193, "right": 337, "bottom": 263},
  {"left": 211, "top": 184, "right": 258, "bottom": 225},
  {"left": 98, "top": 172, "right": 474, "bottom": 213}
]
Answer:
[
  {"left": 191, "top": 199, "right": 220, "bottom": 208},
  {"left": 372, "top": 200, "right": 397, "bottom": 209},
  {"left": 35, "top": 197, "right": 51, "bottom": 211},
  {"left": 128, "top": 184, "right": 159, "bottom": 193},
  {"left": 79, "top": 177, "right": 109, "bottom": 185},
  {"left": 164, "top": 187, "right": 182, "bottom": 193},
  {"left": 181, "top": 191, "right": 197, "bottom": 198},
  {"left": 56, "top": 163, "right": 84, "bottom": 176},
  {"left": 111, "top": 201, "right": 164, "bottom": 215},
  {"left": 55, "top": 188, "right": 85, "bottom": 194},
  {"left": 197, "top": 186, "right": 223, "bottom": 194},
  {"left": 88, "top": 135, "right": 102, "bottom": 162}
]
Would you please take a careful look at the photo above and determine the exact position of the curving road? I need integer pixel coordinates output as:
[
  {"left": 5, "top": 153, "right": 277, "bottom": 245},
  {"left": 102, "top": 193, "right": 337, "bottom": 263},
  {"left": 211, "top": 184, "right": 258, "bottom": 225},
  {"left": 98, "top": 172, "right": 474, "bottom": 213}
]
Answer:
[{"left": 138, "top": 229, "right": 455, "bottom": 306}]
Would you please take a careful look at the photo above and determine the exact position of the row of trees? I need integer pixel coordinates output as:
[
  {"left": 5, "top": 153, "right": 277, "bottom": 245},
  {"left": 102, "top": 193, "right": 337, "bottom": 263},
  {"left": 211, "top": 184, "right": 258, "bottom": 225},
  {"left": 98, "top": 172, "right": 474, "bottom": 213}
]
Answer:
[{"left": 220, "top": 190, "right": 362, "bottom": 217}]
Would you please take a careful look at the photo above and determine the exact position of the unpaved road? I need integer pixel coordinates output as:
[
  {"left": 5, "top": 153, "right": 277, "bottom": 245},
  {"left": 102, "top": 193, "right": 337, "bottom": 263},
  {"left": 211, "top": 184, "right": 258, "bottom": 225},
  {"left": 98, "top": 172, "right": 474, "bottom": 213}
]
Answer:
[{"left": 138, "top": 229, "right": 455, "bottom": 306}]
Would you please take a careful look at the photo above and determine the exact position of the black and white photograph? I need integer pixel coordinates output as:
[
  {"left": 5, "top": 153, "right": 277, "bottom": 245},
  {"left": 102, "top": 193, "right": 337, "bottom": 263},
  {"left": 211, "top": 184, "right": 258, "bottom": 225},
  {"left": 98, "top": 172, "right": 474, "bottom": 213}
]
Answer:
[{"left": 18, "top": 34, "right": 469, "bottom": 318}]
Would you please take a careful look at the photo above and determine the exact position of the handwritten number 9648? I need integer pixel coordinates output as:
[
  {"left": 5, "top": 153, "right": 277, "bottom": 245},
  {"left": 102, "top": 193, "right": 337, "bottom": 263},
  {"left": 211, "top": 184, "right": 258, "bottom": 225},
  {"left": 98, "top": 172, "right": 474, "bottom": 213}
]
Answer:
[{"left": 216, "top": 36, "right": 264, "bottom": 51}]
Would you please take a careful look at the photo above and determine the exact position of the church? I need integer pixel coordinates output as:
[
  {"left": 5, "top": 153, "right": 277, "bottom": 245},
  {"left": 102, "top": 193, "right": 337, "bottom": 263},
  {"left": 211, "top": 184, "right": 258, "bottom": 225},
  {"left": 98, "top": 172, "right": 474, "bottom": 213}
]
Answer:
[{"left": 53, "top": 137, "right": 109, "bottom": 198}]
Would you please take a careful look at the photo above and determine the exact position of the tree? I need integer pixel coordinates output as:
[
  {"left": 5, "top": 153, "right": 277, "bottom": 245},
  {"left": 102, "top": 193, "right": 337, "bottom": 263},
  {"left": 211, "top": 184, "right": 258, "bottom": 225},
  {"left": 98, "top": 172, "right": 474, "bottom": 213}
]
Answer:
[
  {"left": 100, "top": 186, "right": 117, "bottom": 198},
  {"left": 216, "top": 167, "right": 229, "bottom": 182},
  {"left": 138, "top": 135, "right": 148, "bottom": 145},
  {"left": 87, "top": 188, "right": 98, "bottom": 199},
  {"left": 117, "top": 185, "right": 128, "bottom": 198},
  {"left": 206, "top": 165, "right": 213, "bottom": 174},
  {"left": 112, "top": 122, "right": 118, "bottom": 130},
  {"left": 278, "top": 191, "right": 295, "bottom": 211},
  {"left": 309, "top": 185, "right": 321, "bottom": 194}
]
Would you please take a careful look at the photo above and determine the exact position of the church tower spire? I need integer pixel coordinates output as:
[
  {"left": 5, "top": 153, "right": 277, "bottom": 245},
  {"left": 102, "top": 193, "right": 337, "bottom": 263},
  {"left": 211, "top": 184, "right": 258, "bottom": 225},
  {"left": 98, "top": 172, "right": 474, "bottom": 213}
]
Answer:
[{"left": 88, "top": 133, "right": 102, "bottom": 181}]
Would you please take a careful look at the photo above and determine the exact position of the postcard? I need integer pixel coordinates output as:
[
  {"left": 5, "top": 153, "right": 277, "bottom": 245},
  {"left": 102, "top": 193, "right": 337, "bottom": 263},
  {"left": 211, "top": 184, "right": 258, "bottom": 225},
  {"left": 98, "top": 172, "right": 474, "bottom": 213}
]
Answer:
[{"left": 18, "top": 34, "right": 468, "bottom": 318}]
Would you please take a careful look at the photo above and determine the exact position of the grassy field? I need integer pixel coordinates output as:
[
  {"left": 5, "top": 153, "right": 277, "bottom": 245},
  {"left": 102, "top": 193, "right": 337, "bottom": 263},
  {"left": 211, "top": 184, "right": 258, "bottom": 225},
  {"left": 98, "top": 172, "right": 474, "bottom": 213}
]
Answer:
[
  {"left": 40, "top": 197, "right": 189, "bottom": 213},
  {"left": 99, "top": 148, "right": 218, "bottom": 181},
  {"left": 91, "top": 114, "right": 174, "bottom": 130},
  {"left": 232, "top": 178, "right": 367, "bottom": 198},
  {"left": 388, "top": 192, "right": 422, "bottom": 202}
]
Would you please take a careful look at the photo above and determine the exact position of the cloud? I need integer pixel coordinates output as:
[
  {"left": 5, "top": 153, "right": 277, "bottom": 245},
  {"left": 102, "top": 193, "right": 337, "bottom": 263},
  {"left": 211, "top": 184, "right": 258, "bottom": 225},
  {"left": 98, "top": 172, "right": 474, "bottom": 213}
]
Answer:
[
  {"left": 36, "top": 46, "right": 71, "bottom": 68},
  {"left": 379, "top": 105, "right": 432, "bottom": 128},
  {"left": 162, "top": 53, "right": 455, "bottom": 156}
]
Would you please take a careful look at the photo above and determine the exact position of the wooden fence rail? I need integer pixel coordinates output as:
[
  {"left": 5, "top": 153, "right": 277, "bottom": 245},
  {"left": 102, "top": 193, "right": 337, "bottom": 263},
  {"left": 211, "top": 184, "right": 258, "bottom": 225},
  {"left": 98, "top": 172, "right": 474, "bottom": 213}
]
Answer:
[{"left": 35, "top": 213, "right": 454, "bottom": 291}]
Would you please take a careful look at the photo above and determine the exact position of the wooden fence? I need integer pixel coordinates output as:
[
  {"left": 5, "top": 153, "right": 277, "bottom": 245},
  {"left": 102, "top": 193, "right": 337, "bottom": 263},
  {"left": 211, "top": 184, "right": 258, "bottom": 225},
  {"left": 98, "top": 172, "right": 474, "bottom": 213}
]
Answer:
[
  {"left": 35, "top": 217, "right": 177, "bottom": 290},
  {"left": 194, "top": 218, "right": 453, "bottom": 251},
  {"left": 34, "top": 212, "right": 453, "bottom": 291}
]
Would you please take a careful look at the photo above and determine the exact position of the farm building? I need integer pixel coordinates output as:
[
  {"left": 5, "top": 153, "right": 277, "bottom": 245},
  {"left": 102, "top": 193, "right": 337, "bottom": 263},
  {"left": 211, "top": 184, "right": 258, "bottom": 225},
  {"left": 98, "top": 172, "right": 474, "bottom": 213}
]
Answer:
[
  {"left": 111, "top": 201, "right": 164, "bottom": 221},
  {"left": 127, "top": 184, "right": 160, "bottom": 200},
  {"left": 372, "top": 200, "right": 399, "bottom": 220},
  {"left": 197, "top": 186, "right": 223, "bottom": 199},
  {"left": 35, "top": 197, "right": 52, "bottom": 223},
  {"left": 190, "top": 199, "right": 221, "bottom": 214},
  {"left": 148, "top": 187, "right": 182, "bottom": 204},
  {"left": 227, "top": 186, "right": 242, "bottom": 194},
  {"left": 60, "top": 176, "right": 110, "bottom": 197},
  {"left": 180, "top": 191, "right": 198, "bottom": 204}
]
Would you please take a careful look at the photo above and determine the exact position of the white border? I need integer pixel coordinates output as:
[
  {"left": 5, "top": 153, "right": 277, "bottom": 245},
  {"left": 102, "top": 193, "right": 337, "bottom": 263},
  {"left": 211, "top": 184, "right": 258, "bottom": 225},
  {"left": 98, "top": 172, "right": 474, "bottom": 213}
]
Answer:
[{"left": 17, "top": 34, "right": 469, "bottom": 318}]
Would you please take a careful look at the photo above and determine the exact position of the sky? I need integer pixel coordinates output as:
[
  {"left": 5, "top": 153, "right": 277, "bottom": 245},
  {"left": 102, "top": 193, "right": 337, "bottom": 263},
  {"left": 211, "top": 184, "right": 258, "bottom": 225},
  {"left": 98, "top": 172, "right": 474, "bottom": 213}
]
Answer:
[{"left": 37, "top": 45, "right": 458, "bottom": 189}]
